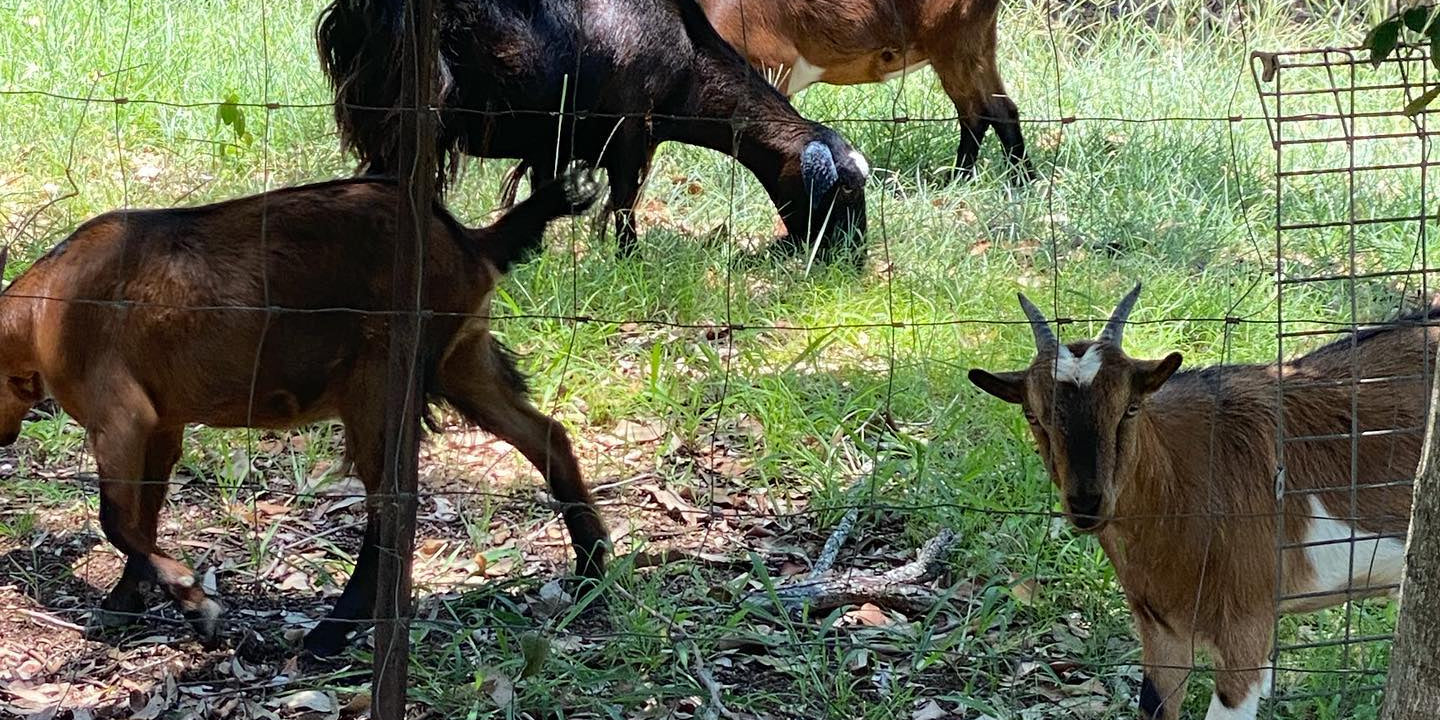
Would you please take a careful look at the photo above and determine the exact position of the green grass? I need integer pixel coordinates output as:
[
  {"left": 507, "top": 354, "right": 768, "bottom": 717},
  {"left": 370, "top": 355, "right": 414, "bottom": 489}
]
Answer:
[{"left": 0, "top": 1, "right": 1419, "bottom": 718}]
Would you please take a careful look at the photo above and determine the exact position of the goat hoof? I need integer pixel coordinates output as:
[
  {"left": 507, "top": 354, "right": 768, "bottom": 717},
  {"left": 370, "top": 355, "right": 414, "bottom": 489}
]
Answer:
[
  {"left": 87, "top": 589, "right": 146, "bottom": 635},
  {"left": 302, "top": 623, "right": 350, "bottom": 659},
  {"left": 184, "top": 597, "right": 225, "bottom": 644}
]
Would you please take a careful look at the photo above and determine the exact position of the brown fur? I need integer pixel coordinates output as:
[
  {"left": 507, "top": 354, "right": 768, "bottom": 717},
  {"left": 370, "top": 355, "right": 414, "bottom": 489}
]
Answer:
[
  {"left": 0, "top": 170, "right": 609, "bottom": 656},
  {"left": 970, "top": 290, "right": 1425, "bottom": 719},
  {"left": 698, "top": 0, "right": 1031, "bottom": 177}
]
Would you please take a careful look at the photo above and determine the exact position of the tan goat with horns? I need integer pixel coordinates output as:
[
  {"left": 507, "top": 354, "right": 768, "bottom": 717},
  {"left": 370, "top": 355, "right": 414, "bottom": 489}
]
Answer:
[{"left": 969, "top": 285, "right": 1421, "bottom": 720}]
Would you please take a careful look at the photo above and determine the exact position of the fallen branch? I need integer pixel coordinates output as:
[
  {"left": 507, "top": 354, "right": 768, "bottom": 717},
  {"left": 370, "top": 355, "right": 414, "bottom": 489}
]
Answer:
[
  {"left": 808, "top": 478, "right": 865, "bottom": 578},
  {"left": 749, "top": 529, "right": 958, "bottom": 614}
]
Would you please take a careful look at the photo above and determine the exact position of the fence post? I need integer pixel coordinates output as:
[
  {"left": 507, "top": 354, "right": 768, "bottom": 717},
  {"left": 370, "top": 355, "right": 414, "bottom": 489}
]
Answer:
[
  {"left": 371, "top": 0, "right": 437, "bottom": 718},
  {"left": 1380, "top": 354, "right": 1440, "bottom": 719}
]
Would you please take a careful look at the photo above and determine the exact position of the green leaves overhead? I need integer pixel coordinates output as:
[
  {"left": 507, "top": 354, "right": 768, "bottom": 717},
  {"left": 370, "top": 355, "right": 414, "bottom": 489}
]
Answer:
[
  {"left": 1364, "top": 5, "right": 1440, "bottom": 114},
  {"left": 1366, "top": 17, "right": 1402, "bottom": 68}
]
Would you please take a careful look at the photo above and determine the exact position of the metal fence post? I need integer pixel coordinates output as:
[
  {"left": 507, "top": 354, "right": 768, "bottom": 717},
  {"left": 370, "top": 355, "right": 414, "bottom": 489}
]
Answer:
[{"left": 372, "top": 0, "right": 438, "bottom": 718}]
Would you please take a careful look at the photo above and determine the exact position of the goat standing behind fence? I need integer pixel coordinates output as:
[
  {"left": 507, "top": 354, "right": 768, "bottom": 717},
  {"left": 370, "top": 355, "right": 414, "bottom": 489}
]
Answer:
[
  {"left": 0, "top": 167, "right": 610, "bottom": 658},
  {"left": 317, "top": 0, "right": 871, "bottom": 267},
  {"left": 969, "top": 286, "right": 1420, "bottom": 720},
  {"left": 697, "top": 0, "right": 1032, "bottom": 180}
]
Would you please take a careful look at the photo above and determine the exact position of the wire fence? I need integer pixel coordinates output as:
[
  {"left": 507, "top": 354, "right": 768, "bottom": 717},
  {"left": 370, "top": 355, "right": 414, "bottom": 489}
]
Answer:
[{"left": 0, "top": 1, "right": 1430, "bottom": 719}]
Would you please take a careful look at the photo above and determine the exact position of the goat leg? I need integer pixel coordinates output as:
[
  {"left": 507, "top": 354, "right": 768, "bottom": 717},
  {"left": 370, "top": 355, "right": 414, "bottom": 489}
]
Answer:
[
  {"left": 93, "top": 420, "right": 220, "bottom": 642},
  {"left": 604, "top": 140, "right": 655, "bottom": 258},
  {"left": 437, "top": 337, "right": 608, "bottom": 580},
  {"left": 305, "top": 509, "right": 381, "bottom": 657},
  {"left": 985, "top": 94, "right": 1035, "bottom": 184}
]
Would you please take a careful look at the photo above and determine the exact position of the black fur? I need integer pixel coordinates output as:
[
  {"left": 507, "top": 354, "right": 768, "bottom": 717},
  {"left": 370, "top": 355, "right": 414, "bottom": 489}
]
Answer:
[
  {"left": 315, "top": 0, "right": 869, "bottom": 265},
  {"left": 1139, "top": 675, "right": 1165, "bottom": 719}
]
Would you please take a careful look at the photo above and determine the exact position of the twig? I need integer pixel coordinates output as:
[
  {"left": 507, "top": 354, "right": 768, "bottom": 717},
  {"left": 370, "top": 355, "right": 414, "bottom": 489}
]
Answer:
[
  {"left": 808, "top": 479, "right": 863, "bottom": 579},
  {"left": 809, "top": 442, "right": 876, "bottom": 578},
  {"left": 692, "top": 647, "right": 731, "bottom": 720},
  {"left": 19, "top": 607, "right": 86, "bottom": 633},
  {"left": 750, "top": 529, "right": 959, "bottom": 613}
]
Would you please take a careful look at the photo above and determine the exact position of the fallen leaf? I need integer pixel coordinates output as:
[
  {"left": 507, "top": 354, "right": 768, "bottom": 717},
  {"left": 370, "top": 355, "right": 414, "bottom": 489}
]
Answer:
[
  {"left": 481, "top": 672, "right": 514, "bottom": 708},
  {"left": 130, "top": 690, "right": 166, "bottom": 720},
  {"left": 912, "top": 700, "right": 948, "bottom": 720},
  {"left": 844, "top": 603, "right": 891, "bottom": 627},
  {"left": 340, "top": 692, "right": 371, "bottom": 717},
  {"left": 417, "top": 538, "right": 446, "bottom": 557},
  {"left": 274, "top": 690, "right": 336, "bottom": 713},
  {"left": 647, "top": 486, "right": 703, "bottom": 525},
  {"left": 532, "top": 579, "right": 572, "bottom": 619},
  {"left": 613, "top": 419, "right": 666, "bottom": 444}
]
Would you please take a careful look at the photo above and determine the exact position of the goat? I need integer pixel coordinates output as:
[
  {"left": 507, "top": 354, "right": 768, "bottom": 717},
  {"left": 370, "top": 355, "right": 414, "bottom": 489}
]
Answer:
[
  {"left": 697, "top": 0, "right": 1033, "bottom": 180},
  {"left": 968, "top": 286, "right": 1421, "bottom": 720},
  {"left": 316, "top": 0, "right": 871, "bottom": 267},
  {"left": 0, "top": 168, "right": 610, "bottom": 658}
]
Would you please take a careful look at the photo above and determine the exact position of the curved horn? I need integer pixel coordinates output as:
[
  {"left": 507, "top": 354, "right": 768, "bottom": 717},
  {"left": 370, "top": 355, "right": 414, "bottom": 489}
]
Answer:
[
  {"left": 1016, "top": 292, "right": 1059, "bottom": 354},
  {"left": 1099, "top": 283, "right": 1142, "bottom": 348}
]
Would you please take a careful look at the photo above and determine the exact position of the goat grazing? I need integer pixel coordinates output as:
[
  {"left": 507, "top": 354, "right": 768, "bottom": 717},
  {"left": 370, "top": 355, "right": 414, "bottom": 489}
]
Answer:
[
  {"left": 697, "top": 0, "right": 1032, "bottom": 180},
  {"left": 316, "top": 0, "right": 870, "bottom": 266},
  {"left": 0, "top": 168, "right": 609, "bottom": 657},
  {"left": 969, "top": 286, "right": 1421, "bottom": 720}
]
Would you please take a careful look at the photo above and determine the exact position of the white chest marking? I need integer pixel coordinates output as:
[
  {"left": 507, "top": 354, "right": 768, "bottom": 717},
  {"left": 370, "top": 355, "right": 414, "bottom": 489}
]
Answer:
[
  {"left": 880, "top": 59, "right": 931, "bottom": 82},
  {"left": 785, "top": 55, "right": 826, "bottom": 95},
  {"left": 1204, "top": 684, "right": 1260, "bottom": 720},
  {"left": 1300, "top": 496, "right": 1407, "bottom": 596},
  {"left": 1053, "top": 345, "right": 1103, "bottom": 385}
]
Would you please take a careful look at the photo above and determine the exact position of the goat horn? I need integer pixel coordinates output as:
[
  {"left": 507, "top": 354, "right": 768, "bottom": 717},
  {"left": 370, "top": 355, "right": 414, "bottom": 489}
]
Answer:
[
  {"left": 1099, "top": 283, "right": 1143, "bottom": 348},
  {"left": 1016, "top": 292, "right": 1059, "bottom": 354}
]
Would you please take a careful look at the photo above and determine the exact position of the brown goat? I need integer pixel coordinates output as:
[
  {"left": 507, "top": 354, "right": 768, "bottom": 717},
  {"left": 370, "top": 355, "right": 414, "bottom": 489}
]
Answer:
[
  {"left": 0, "top": 168, "right": 609, "bottom": 657},
  {"left": 969, "top": 286, "right": 1420, "bottom": 720},
  {"left": 697, "top": 0, "right": 1032, "bottom": 179}
]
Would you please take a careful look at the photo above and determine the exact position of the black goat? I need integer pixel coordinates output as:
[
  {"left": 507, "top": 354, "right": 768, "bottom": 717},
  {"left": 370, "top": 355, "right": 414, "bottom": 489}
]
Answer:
[{"left": 316, "top": 0, "right": 871, "bottom": 266}]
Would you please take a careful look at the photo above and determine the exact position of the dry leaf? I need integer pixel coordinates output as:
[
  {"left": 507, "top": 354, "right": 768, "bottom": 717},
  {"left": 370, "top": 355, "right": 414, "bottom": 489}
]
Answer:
[
  {"left": 340, "top": 692, "right": 371, "bottom": 717},
  {"left": 613, "top": 419, "right": 666, "bottom": 444},
  {"left": 844, "top": 603, "right": 891, "bottom": 627},
  {"left": 275, "top": 690, "right": 336, "bottom": 713},
  {"left": 912, "top": 700, "right": 948, "bottom": 720},
  {"left": 481, "top": 672, "right": 514, "bottom": 708},
  {"left": 647, "top": 486, "right": 703, "bottom": 525},
  {"left": 1010, "top": 576, "right": 1039, "bottom": 605}
]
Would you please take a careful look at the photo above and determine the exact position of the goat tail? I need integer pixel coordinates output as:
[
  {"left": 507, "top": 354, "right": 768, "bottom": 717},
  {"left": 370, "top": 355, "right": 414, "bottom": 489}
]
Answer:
[
  {"left": 315, "top": 0, "right": 460, "bottom": 189},
  {"left": 476, "top": 166, "right": 603, "bottom": 274},
  {"left": 498, "top": 161, "right": 531, "bottom": 209}
]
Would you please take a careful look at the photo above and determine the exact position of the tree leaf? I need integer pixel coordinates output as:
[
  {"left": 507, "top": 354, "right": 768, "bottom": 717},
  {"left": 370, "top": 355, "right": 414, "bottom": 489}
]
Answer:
[
  {"left": 1406, "top": 6, "right": 1436, "bottom": 33},
  {"left": 1367, "top": 18, "right": 1402, "bottom": 68},
  {"left": 1404, "top": 86, "right": 1440, "bottom": 117}
]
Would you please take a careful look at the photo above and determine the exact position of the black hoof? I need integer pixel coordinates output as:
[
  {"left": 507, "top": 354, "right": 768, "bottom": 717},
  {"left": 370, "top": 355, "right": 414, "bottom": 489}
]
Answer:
[{"left": 302, "top": 622, "right": 351, "bottom": 658}]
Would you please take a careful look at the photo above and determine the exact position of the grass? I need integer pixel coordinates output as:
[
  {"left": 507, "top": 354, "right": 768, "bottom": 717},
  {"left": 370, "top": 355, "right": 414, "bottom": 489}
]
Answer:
[{"left": 0, "top": 1, "right": 1422, "bottom": 718}]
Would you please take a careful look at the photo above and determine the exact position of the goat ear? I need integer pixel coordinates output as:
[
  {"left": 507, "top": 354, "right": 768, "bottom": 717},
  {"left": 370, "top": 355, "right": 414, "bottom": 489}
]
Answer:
[
  {"left": 1134, "top": 352, "right": 1182, "bottom": 394},
  {"left": 968, "top": 369, "right": 1026, "bottom": 404}
]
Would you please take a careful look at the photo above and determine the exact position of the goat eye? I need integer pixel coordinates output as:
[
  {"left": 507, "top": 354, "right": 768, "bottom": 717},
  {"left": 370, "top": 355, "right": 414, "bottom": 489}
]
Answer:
[
  {"left": 1125, "top": 403, "right": 1141, "bottom": 417},
  {"left": 1024, "top": 411, "right": 1039, "bottom": 425}
]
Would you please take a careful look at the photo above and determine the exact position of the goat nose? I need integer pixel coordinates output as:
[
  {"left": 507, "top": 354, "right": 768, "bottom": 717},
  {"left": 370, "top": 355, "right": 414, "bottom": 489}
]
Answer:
[{"left": 1067, "top": 494, "right": 1103, "bottom": 528}]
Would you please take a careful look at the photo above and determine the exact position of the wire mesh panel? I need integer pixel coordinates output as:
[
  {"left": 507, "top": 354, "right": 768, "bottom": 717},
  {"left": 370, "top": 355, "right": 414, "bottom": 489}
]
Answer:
[{"left": 1253, "top": 42, "right": 1434, "bottom": 718}]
